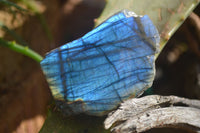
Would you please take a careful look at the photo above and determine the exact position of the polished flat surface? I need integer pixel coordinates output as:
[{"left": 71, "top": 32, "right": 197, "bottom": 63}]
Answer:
[{"left": 40, "top": 10, "right": 160, "bottom": 116}]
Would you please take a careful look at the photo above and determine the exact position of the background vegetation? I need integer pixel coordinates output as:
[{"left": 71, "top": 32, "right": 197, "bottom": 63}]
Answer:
[{"left": 0, "top": 0, "right": 199, "bottom": 133}]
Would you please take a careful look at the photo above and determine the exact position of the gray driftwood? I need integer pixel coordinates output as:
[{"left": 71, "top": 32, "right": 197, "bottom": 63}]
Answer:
[{"left": 104, "top": 95, "right": 200, "bottom": 133}]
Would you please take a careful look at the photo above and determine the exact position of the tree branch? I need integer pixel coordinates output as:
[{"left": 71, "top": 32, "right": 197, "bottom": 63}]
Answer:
[{"left": 104, "top": 95, "right": 200, "bottom": 133}]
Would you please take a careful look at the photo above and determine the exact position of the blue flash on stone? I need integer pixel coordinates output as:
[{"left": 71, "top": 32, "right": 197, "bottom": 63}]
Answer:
[{"left": 40, "top": 10, "right": 160, "bottom": 116}]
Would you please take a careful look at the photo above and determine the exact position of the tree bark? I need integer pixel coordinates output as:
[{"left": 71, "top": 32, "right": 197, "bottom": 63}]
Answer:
[{"left": 104, "top": 95, "right": 200, "bottom": 133}]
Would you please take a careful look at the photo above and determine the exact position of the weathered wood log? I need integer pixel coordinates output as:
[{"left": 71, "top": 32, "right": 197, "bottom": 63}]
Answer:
[{"left": 104, "top": 95, "right": 200, "bottom": 133}]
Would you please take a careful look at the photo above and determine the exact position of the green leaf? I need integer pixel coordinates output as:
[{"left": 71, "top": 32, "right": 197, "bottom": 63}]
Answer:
[
  {"left": 40, "top": 0, "right": 199, "bottom": 133},
  {"left": 96, "top": 0, "right": 200, "bottom": 52}
]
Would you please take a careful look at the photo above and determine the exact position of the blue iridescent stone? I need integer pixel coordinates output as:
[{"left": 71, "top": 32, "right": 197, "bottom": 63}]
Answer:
[{"left": 40, "top": 10, "right": 160, "bottom": 116}]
